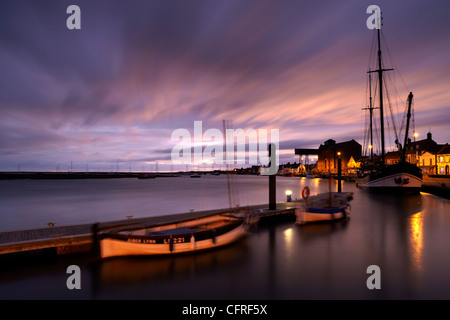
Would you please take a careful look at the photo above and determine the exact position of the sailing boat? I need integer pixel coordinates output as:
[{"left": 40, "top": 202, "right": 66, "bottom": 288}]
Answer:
[{"left": 356, "top": 18, "right": 422, "bottom": 194}]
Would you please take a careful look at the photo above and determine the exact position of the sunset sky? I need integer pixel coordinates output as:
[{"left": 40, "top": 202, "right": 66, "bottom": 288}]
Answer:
[{"left": 1, "top": 0, "right": 449, "bottom": 172}]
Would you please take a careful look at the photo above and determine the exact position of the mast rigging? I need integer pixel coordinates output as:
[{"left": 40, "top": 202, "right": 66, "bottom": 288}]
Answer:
[{"left": 368, "top": 25, "right": 393, "bottom": 164}]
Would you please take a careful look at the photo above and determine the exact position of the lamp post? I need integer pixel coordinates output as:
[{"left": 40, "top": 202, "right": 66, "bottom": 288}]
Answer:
[
  {"left": 337, "top": 152, "right": 342, "bottom": 193},
  {"left": 285, "top": 190, "right": 292, "bottom": 202}
]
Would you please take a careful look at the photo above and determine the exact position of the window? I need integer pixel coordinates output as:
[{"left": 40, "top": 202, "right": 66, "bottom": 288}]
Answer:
[{"left": 440, "top": 156, "right": 444, "bottom": 163}]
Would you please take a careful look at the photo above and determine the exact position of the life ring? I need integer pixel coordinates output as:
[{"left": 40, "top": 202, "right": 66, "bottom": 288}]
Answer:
[{"left": 302, "top": 186, "right": 310, "bottom": 199}]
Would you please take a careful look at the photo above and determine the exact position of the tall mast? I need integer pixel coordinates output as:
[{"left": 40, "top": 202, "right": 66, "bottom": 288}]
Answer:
[
  {"left": 368, "top": 17, "right": 393, "bottom": 164},
  {"left": 402, "top": 92, "right": 413, "bottom": 162},
  {"left": 376, "top": 28, "right": 386, "bottom": 163},
  {"left": 369, "top": 72, "right": 374, "bottom": 162}
]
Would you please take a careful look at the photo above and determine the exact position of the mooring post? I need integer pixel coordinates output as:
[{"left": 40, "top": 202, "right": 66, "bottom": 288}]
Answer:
[
  {"left": 91, "top": 222, "right": 100, "bottom": 257},
  {"left": 337, "top": 152, "right": 342, "bottom": 193},
  {"left": 269, "top": 143, "right": 276, "bottom": 210}
]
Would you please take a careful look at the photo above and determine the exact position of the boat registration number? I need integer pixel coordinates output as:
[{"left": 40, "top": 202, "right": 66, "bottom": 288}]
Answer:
[{"left": 164, "top": 237, "right": 186, "bottom": 244}]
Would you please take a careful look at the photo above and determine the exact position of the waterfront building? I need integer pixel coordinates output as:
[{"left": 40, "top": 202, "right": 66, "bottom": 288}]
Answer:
[
  {"left": 402, "top": 132, "right": 449, "bottom": 175},
  {"left": 436, "top": 144, "right": 450, "bottom": 175},
  {"left": 385, "top": 151, "right": 400, "bottom": 165},
  {"left": 316, "top": 139, "right": 362, "bottom": 175},
  {"left": 295, "top": 139, "right": 361, "bottom": 176},
  {"left": 419, "top": 151, "right": 438, "bottom": 174},
  {"left": 405, "top": 132, "right": 440, "bottom": 167}
]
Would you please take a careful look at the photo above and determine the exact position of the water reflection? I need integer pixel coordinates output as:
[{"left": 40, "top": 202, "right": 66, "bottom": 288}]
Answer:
[
  {"left": 409, "top": 210, "right": 424, "bottom": 272},
  {"left": 296, "top": 220, "right": 349, "bottom": 243},
  {"left": 92, "top": 239, "right": 249, "bottom": 298},
  {"left": 283, "top": 228, "right": 293, "bottom": 252}
]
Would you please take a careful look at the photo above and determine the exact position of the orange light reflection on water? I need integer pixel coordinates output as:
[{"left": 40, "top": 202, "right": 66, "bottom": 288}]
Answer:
[{"left": 409, "top": 210, "right": 424, "bottom": 272}]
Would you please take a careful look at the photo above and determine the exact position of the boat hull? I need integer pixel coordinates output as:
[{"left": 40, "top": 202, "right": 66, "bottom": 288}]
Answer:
[
  {"left": 356, "top": 162, "right": 422, "bottom": 194},
  {"left": 295, "top": 197, "right": 350, "bottom": 225},
  {"left": 100, "top": 218, "right": 248, "bottom": 259}
]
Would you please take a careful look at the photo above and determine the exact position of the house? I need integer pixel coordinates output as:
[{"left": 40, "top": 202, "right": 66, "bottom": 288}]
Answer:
[
  {"left": 403, "top": 132, "right": 450, "bottom": 175},
  {"left": 419, "top": 151, "right": 437, "bottom": 174},
  {"left": 405, "top": 132, "right": 439, "bottom": 166},
  {"left": 436, "top": 144, "right": 450, "bottom": 175},
  {"left": 385, "top": 151, "right": 400, "bottom": 165}
]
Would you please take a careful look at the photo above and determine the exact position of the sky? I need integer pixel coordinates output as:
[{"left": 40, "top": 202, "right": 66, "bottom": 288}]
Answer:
[{"left": 1, "top": 0, "right": 449, "bottom": 172}]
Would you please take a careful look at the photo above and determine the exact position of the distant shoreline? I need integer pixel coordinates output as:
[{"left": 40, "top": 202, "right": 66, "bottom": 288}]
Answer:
[{"left": 0, "top": 171, "right": 234, "bottom": 180}]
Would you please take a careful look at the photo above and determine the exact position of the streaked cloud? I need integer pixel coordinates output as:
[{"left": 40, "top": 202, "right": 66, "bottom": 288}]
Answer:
[{"left": 0, "top": 0, "right": 449, "bottom": 171}]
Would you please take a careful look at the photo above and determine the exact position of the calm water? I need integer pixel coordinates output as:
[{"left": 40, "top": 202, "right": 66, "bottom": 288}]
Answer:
[{"left": 1, "top": 175, "right": 450, "bottom": 300}]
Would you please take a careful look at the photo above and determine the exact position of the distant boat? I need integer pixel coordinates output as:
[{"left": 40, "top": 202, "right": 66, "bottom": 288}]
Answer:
[
  {"left": 100, "top": 214, "right": 249, "bottom": 258},
  {"left": 295, "top": 192, "right": 352, "bottom": 225},
  {"left": 356, "top": 16, "right": 422, "bottom": 194}
]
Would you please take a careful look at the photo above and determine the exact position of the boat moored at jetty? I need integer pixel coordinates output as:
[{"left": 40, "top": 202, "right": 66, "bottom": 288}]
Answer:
[
  {"left": 295, "top": 192, "right": 352, "bottom": 225},
  {"left": 100, "top": 214, "right": 249, "bottom": 258}
]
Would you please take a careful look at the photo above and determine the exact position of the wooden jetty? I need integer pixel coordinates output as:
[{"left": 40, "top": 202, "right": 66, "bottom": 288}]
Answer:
[
  {"left": 0, "top": 192, "right": 353, "bottom": 256},
  {"left": 422, "top": 175, "right": 450, "bottom": 199}
]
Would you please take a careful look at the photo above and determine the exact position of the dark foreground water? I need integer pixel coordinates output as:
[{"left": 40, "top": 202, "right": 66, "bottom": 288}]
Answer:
[{"left": 0, "top": 175, "right": 450, "bottom": 300}]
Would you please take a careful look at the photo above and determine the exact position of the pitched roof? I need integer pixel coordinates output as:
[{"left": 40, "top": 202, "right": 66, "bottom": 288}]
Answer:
[{"left": 437, "top": 144, "right": 450, "bottom": 155}]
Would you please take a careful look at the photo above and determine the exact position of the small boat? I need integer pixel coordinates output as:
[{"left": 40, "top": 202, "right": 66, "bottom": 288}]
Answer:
[
  {"left": 295, "top": 193, "right": 351, "bottom": 225},
  {"left": 100, "top": 214, "right": 248, "bottom": 258}
]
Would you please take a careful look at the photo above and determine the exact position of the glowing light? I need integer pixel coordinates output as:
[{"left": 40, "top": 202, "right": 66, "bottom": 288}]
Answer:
[
  {"left": 283, "top": 227, "right": 294, "bottom": 254},
  {"left": 285, "top": 190, "right": 292, "bottom": 196},
  {"left": 410, "top": 211, "right": 424, "bottom": 272},
  {"left": 284, "top": 228, "right": 293, "bottom": 238}
]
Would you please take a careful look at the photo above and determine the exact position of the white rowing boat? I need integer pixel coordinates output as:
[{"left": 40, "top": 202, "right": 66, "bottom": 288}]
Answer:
[
  {"left": 295, "top": 193, "right": 351, "bottom": 225},
  {"left": 100, "top": 214, "right": 248, "bottom": 258}
]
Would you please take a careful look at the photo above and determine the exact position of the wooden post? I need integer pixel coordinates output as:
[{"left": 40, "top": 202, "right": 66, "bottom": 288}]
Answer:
[
  {"left": 269, "top": 144, "right": 276, "bottom": 210},
  {"left": 91, "top": 223, "right": 100, "bottom": 257},
  {"left": 337, "top": 153, "right": 342, "bottom": 193}
]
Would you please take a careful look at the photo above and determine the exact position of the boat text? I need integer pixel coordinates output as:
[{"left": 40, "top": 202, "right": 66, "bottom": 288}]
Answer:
[{"left": 127, "top": 237, "right": 187, "bottom": 244}]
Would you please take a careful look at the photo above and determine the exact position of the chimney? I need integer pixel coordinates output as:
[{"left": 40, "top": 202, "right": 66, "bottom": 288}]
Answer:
[{"left": 427, "top": 132, "right": 432, "bottom": 140}]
